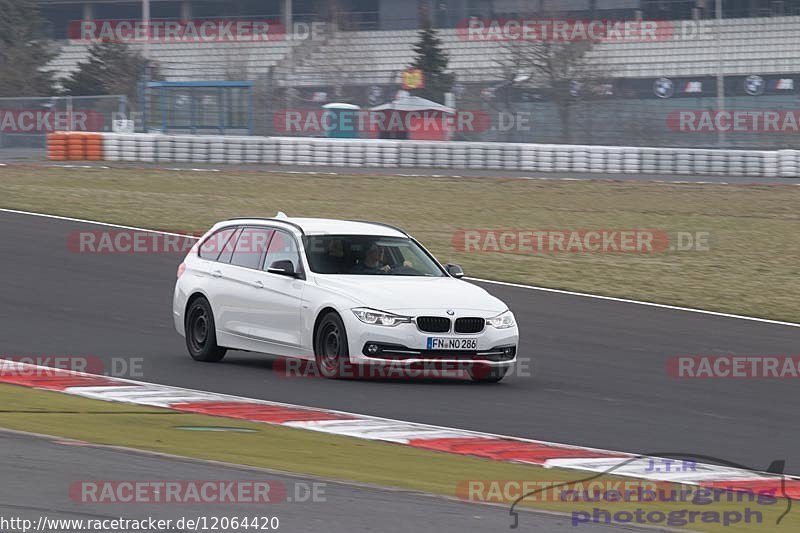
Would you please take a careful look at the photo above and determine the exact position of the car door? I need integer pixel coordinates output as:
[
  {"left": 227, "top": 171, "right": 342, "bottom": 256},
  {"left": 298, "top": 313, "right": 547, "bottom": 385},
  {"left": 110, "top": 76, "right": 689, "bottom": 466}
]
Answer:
[
  {"left": 252, "top": 229, "right": 306, "bottom": 355},
  {"left": 217, "top": 227, "right": 305, "bottom": 356},
  {"left": 214, "top": 226, "right": 273, "bottom": 344}
]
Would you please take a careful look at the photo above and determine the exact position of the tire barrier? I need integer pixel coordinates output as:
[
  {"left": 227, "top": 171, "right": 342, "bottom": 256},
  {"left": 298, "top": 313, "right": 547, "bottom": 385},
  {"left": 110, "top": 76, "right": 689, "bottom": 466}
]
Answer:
[
  {"left": 46, "top": 132, "right": 67, "bottom": 161},
  {"left": 47, "top": 132, "right": 105, "bottom": 161},
  {"left": 47, "top": 132, "right": 800, "bottom": 178}
]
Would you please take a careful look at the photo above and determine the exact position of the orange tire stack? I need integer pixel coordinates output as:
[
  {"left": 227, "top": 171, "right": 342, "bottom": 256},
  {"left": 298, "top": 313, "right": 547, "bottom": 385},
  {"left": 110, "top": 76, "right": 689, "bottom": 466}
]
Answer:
[
  {"left": 85, "top": 133, "right": 104, "bottom": 160},
  {"left": 47, "top": 132, "right": 105, "bottom": 161},
  {"left": 47, "top": 132, "right": 67, "bottom": 161},
  {"left": 66, "top": 132, "right": 86, "bottom": 160}
]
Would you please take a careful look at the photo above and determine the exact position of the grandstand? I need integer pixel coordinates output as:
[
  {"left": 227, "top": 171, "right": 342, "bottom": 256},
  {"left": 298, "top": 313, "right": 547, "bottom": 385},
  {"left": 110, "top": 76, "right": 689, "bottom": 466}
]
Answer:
[
  {"left": 47, "top": 15, "right": 800, "bottom": 86},
  {"left": 34, "top": 0, "right": 800, "bottom": 147},
  {"left": 49, "top": 40, "right": 303, "bottom": 82},
  {"left": 286, "top": 17, "right": 800, "bottom": 85}
]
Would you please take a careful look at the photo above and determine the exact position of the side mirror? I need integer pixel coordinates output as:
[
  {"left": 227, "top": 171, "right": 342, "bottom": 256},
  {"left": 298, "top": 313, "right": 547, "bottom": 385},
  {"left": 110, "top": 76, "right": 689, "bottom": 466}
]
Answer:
[
  {"left": 267, "top": 260, "right": 298, "bottom": 278},
  {"left": 445, "top": 263, "right": 465, "bottom": 279}
]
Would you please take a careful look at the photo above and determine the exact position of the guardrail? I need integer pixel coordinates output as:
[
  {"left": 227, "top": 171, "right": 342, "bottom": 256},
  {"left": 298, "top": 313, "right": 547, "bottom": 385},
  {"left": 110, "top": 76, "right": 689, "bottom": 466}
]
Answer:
[{"left": 47, "top": 132, "right": 800, "bottom": 177}]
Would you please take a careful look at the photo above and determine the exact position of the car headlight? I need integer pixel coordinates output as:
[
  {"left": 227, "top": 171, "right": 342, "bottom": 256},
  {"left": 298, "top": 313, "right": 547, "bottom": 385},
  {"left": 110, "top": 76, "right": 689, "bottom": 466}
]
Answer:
[
  {"left": 487, "top": 310, "right": 516, "bottom": 329},
  {"left": 352, "top": 308, "right": 412, "bottom": 327}
]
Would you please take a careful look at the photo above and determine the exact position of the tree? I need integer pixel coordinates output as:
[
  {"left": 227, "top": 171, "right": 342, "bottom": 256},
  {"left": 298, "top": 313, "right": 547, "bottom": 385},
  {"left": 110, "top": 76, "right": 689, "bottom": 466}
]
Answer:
[
  {"left": 0, "top": 0, "right": 55, "bottom": 96},
  {"left": 408, "top": 22, "right": 454, "bottom": 103},
  {"left": 493, "top": 36, "right": 609, "bottom": 143},
  {"left": 61, "top": 42, "right": 157, "bottom": 103}
]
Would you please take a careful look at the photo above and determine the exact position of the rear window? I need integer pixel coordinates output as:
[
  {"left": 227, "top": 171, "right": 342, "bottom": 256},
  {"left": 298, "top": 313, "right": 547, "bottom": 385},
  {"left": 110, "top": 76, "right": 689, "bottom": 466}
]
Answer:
[
  {"left": 264, "top": 230, "right": 300, "bottom": 272},
  {"left": 217, "top": 228, "right": 242, "bottom": 264},
  {"left": 230, "top": 228, "right": 274, "bottom": 270},
  {"left": 198, "top": 227, "right": 237, "bottom": 261}
]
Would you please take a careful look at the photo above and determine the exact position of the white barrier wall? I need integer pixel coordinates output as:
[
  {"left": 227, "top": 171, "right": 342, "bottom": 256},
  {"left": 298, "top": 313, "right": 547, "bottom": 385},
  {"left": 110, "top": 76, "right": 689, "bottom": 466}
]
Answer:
[{"left": 99, "top": 133, "right": 800, "bottom": 177}]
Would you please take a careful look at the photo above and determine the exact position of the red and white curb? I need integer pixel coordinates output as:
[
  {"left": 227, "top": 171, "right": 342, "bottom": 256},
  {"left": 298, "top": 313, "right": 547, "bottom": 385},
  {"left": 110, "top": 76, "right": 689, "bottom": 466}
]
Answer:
[{"left": 1, "top": 360, "right": 798, "bottom": 499}]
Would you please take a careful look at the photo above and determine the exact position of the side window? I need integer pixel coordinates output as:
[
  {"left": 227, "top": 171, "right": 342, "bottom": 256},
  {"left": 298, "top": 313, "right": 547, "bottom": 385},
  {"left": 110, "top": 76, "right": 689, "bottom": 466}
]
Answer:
[
  {"left": 264, "top": 230, "right": 300, "bottom": 271},
  {"left": 230, "top": 228, "right": 274, "bottom": 270},
  {"left": 198, "top": 227, "right": 237, "bottom": 261},
  {"left": 217, "top": 228, "right": 242, "bottom": 264}
]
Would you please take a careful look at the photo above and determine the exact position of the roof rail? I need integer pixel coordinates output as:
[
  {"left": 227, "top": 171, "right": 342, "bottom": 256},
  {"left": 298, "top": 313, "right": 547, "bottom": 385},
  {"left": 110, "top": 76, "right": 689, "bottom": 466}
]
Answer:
[
  {"left": 349, "top": 220, "right": 409, "bottom": 236},
  {"left": 226, "top": 217, "right": 306, "bottom": 235}
]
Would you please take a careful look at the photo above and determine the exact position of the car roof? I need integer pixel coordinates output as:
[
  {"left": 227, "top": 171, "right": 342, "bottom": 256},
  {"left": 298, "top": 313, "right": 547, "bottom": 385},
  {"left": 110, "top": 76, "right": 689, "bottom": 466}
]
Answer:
[{"left": 218, "top": 216, "right": 408, "bottom": 238}]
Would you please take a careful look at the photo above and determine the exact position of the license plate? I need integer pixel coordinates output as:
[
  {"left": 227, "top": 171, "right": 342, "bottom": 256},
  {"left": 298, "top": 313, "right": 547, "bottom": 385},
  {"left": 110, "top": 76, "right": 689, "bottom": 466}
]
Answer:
[{"left": 427, "top": 337, "right": 478, "bottom": 350}]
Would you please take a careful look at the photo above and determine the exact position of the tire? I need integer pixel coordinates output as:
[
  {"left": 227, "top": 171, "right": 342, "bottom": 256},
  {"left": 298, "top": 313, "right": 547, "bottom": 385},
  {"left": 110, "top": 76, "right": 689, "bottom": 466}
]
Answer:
[
  {"left": 314, "top": 312, "right": 351, "bottom": 379},
  {"left": 185, "top": 297, "right": 227, "bottom": 362},
  {"left": 468, "top": 365, "right": 508, "bottom": 383}
]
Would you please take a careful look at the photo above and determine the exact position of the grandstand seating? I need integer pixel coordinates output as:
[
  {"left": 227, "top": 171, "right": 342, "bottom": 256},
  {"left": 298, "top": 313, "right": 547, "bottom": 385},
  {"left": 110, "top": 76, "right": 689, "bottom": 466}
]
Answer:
[
  {"left": 48, "top": 40, "right": 302, "bottom": 82},
  {"left": 48, "top": 15, "right": 800, "bottom": 85}
]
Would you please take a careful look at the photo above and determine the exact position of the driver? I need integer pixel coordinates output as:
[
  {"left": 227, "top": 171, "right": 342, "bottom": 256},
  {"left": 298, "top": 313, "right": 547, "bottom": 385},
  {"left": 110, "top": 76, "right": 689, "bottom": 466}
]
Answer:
[{"left": 358, "top": 244, "right": 392, "bottom": 273}]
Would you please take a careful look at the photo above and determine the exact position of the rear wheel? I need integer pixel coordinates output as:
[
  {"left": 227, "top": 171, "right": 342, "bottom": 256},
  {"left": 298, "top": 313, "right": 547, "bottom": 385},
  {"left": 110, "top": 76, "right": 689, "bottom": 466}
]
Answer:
[
  {"left": 468, "top": 365, "right": 508, "bottom": 383},
  {"left": 185, "top": 297, "right": 227, "bottom": 362},
  {"left": 314, "top": 312, "right": 351, "bottom": 379}
]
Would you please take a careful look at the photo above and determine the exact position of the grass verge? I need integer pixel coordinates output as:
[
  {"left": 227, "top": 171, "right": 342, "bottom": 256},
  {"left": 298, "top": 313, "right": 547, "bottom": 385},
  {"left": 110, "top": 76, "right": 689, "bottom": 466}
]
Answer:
[
  {"left": 0, "top": 383, "right": 795, "bottom": 532},
  {"left": 1, "top": 165, "right": 798, "bottom": 322}
]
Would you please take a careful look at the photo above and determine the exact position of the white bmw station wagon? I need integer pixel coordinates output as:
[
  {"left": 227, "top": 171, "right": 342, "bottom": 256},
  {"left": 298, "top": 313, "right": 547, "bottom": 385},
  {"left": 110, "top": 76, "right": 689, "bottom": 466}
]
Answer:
[{"left": 173, "top": 214, "right": 519, "bottom": 382}]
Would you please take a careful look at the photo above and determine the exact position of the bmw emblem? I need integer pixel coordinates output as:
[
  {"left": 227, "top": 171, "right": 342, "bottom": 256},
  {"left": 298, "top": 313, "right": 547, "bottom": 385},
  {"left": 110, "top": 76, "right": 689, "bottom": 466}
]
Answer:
[
  {"left": 654, "top": 77, "right": 674, "bottom": 99},
  {"left": 744, "top": 75, "right": 765, "bottom": 96},
  {"left": 446, "top": 309, "right": 455, "bottom": 316}
]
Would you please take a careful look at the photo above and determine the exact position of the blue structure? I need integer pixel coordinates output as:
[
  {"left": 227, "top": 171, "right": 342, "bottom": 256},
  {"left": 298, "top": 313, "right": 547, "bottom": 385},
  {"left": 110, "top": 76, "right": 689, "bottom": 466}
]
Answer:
[
  {"left": 142, "top": 81, "right": 254, "bottom": 135},
  {"left": 322, "top": 103, "right": 362, "bottom": 139}
]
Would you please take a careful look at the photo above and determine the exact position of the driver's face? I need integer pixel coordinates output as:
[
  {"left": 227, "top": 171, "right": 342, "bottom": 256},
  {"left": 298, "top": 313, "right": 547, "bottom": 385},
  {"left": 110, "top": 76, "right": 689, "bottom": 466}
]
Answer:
[{"left": 366, "top": 246, "right": 380, "bottom": 263}]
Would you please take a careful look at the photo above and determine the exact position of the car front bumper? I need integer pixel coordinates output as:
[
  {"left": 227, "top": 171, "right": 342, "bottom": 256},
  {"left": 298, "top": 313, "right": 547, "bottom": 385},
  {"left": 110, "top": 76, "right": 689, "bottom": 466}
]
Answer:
[{"left": 341, "top": 312, "right": 519, "bottom": 368}]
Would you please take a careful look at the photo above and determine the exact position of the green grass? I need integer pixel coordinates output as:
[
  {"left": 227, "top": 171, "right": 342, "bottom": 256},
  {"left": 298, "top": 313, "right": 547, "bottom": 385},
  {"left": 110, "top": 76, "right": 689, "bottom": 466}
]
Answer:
[
  {"left": 1, "top": 165, "right": 798, "bottom": 322},
  {"left": 0, "top": 384, "right": 795, "bottom": 533}
]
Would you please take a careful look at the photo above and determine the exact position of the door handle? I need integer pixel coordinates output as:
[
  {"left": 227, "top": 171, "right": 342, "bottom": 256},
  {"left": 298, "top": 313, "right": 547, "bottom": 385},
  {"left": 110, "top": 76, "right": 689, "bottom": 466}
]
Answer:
[
  {"left": 253, "top": 280, "right": 264, "bottom": 289},
  {"left": 211, "top": 270, "right": 223, "bottom": 278}
]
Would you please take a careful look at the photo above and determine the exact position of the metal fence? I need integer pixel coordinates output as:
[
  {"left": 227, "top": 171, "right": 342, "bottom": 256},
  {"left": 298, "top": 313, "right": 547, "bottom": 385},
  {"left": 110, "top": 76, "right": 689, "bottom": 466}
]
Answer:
[
  {"left": 261, "top": 81, "right": 800, "bottom": 150},
  {"left": 29, "top": 1, "right": 800, "bottom": 151},
  {"left": 0, "top": 95, "right": 128, "bottom": 149},
  {"left": 141, "top": 81, "right": 253, "bottom": 135}
]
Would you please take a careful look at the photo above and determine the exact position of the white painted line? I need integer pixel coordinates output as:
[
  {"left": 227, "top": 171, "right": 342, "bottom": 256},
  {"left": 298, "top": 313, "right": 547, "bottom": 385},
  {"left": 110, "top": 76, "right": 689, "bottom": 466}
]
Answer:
[
  {"left": 467, "top": 277, "right": 800, "bottom": 328},
  {"left": 0, "top": 208, "right": 193, "bottom": 239},
  {"left": 1, "top": 207, "right": 797, "bottom": 328}
]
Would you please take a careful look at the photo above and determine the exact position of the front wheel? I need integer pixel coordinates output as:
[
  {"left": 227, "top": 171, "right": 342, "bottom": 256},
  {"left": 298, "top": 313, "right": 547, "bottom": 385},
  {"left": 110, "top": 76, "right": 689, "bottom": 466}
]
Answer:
[
  {"left": 185, "top": 297, "right": 227, "bottom": 362},
  {"left": 468, "top": 365, "right": 508, "bottom": 383},
  {"left": 314, "top": 312, "right": 351, "bottom": 379}
]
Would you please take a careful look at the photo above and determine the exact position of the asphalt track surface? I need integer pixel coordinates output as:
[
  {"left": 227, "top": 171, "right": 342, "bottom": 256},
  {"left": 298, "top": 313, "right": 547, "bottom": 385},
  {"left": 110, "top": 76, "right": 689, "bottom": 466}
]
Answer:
[
  {"left": 1, "top": 210, "right": 799, "bottom": 478},
  {"left": 0, "top": 430, "right": 634, "bottom": 533}
]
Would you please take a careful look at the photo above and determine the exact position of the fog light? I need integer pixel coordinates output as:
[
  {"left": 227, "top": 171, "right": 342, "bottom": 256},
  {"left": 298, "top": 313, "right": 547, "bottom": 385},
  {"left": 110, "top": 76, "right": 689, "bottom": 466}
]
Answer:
[
  {"left": 367, "top": 343, "right": 379, "bottom": 354},
  {"left": 503, "top": 346, "right": 514, "bottom": 356}
]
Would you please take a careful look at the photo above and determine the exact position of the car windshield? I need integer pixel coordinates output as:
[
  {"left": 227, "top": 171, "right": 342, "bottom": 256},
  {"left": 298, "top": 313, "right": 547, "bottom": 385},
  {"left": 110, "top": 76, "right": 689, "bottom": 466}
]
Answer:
[{"left": 304, "top": 235, "right": 446, "bottom": 277}]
